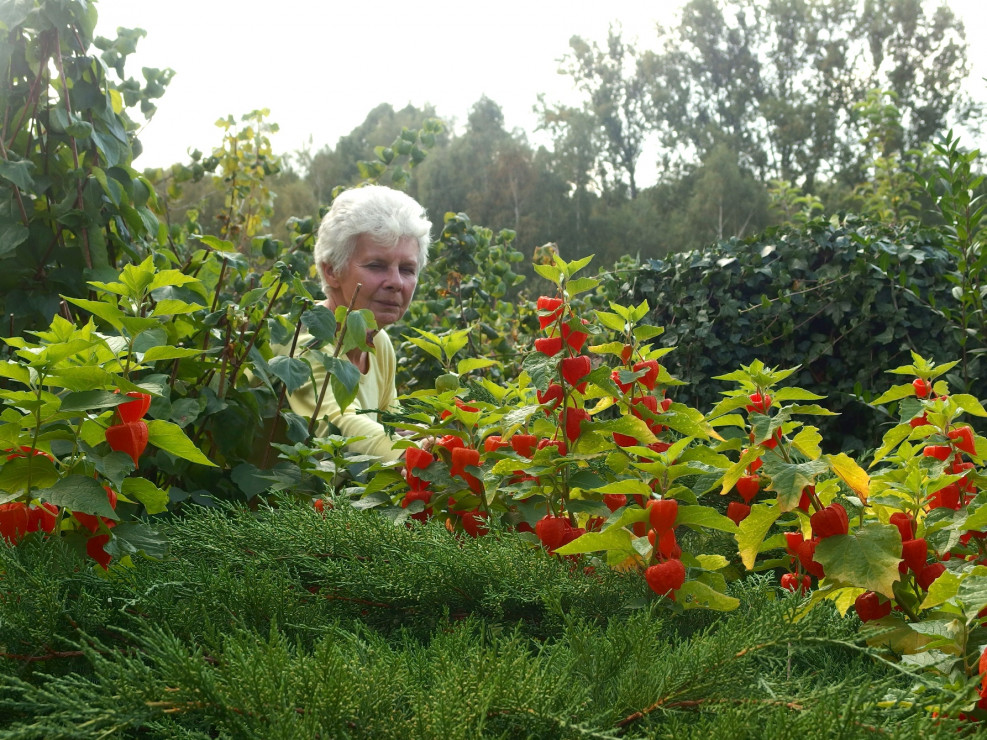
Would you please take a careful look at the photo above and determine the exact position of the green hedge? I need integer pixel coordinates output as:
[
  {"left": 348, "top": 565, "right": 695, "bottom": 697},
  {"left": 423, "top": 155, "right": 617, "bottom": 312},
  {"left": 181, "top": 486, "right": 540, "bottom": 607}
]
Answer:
[
  {"left": 627, "top": 215, "right": 964, "bottom": 449},
  {"left": 0, "top": 501, "right": 958, "bottom": 739}
]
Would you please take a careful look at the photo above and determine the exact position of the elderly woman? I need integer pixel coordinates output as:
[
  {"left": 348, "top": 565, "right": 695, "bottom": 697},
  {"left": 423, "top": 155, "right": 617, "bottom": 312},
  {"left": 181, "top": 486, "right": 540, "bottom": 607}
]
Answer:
[{"left": 286, "top": 185, "right": 431, "bottom": 462}]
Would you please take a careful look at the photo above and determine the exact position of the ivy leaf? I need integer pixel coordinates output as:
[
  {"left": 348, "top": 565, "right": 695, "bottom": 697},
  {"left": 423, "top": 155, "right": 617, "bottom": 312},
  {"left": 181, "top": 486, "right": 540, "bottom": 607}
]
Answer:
[{"left": 814, "top": 524, "right": 902, "bottom": 599}]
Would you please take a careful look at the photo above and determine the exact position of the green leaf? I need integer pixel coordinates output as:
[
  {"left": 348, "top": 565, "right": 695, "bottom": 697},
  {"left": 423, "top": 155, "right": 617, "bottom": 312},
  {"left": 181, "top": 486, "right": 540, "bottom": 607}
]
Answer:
[
  {"left": 791, "top": 427, "right": 823, "bottom": 460},
  {"left": 457, "top": 357, "right": 497, "bottom": 374},
  {"left": 62, "top": 297, "right": 126, "bottom": 330},
  {"left": 677, "top": 579, "right": 740, "bottom": 611},
  {"left": 761, "top": 457, "right": 828, "bottom": 511},
  {"left": 736, "top": 503, "right": 780, "bottom": 570},
  {"left": 676, "top": 504, "right": 738, "bottom": 533},
  {"left": 871, "top": 384, "right": 916, "bottom": 405},
  {"left": 871, "top": 424, "right": 912, "bottom": 466},
  {"left": 593, "top": 311, "right": 627, "bottom": 333},
  {"left": 121, "top": 477, "right": 170, "bottom": 515},
  {"left": 301, "top": 305, "right": 337, "bottom": 345},
  {"left": 269, "top": 356, "right": 312, "bottom": 394},
  {"left": 0, "top": 455, "right": 59, "bottom": 497},
  {"left": 111, "top": 521, "right": 169, "bottom": 560},
  {"left": 44, "top": 475, "right": 118, "bottom": 519},
  {"left": 952, "top": 394, "right": 987, "bottom": 417},
  {"left": 146, "top": 420, "right": 217, "bottom": 466},
  {"left": 814, "top": 524, "right": 902, "bottom": 599},
  {"left": 555, "top": 526, "right": 635, "bottom": 557},
  {"left": 141, "top": 346, "right": 203, "bottom": 362},
  {"left": 326, "top": 356, "right": 361, "bottom": 413},
  {"left": 565, "top": 277, "right": 600, "bottom": 296},
  {"left": 773, "top": 387, "right": 826, "bottom": 402},
  {"left": 60, "top": 390, "right": 128, "bottom": 412},
  {"left": 0, "top": 158, "right": 36, "bottom": 190},
  {"left": 0, "top": 220, "right": 29, "bottom": 259}
]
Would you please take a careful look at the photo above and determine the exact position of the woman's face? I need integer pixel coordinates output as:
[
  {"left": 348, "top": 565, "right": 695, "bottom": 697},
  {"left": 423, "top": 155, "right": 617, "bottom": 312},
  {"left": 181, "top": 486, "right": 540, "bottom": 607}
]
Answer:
[{"left": 323, "top": 234, "right": 420, "bottom": 327}]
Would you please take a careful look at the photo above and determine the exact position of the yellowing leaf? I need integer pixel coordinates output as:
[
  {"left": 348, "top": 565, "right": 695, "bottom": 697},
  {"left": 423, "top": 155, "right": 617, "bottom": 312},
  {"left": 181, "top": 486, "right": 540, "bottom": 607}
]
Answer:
[
  {"left": 826, "top": 453, "right": 870, "bottom": 502},
  {"left": 791, "top": 426, "right": 823, "bottom": 460}
]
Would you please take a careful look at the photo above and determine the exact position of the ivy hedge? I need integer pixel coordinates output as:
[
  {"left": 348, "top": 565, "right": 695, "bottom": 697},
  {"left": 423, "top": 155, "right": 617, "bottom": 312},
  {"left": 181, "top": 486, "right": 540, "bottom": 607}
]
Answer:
[{"left": 622, "top": 215, "right": 965, "bottom": 449}]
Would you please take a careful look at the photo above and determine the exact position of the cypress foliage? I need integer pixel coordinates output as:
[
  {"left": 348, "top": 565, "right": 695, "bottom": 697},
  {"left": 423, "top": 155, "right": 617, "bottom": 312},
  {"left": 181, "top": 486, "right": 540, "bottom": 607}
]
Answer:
[{"left": 0, "top": 502, "right": 968, "bottom": 738}]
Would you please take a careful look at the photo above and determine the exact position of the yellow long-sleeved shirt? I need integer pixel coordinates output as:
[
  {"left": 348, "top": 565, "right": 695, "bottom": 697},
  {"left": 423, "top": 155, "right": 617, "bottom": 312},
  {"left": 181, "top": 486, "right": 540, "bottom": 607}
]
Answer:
[{"left": 285, "top": 329, "right": 403, "bottom": 462}]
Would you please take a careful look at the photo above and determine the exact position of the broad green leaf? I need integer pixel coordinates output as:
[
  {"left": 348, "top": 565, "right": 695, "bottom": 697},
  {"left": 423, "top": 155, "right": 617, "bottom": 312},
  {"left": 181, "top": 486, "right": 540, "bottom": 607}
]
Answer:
[
  {"left": 0, "top": 455, "right": 59, "bottom": 496},
  {"left": 323, "top": 356, "right": 360, "bottom": 413},
  {"left": 814, "top": 524, "right": 902, "bottom": 598},
  {"left": 720, "top": 447, "right": 764, "bottom": 496},
  {"left": 956, "top": 574, "right": 987, "bottom": 617},
  {"left": 532, "top": 263, "right": 560, "bottom": 284},
  {"left": 633, "top": 325, "right": 665, "bottom": 342},
  {"left": 952, "top": 394, "right": 987, "bottom": 417},
  {"left": 595, "top": 415, "right": 656, "bottom": 444},
  {"left": 871, "top": 384, "right": 917, "bottom": 405},
  {"left": 301, "top": 305, "right": 337, "bottom": 344},
  {"left": 695, "top": 554, "right": 730, "bottom": 571},
  {"left": 269, "top": 355, "right": 311, "bottom": 394},
  {"left": 146, "top": 420, "right": 217, "bottom": 466},
  {"left": 121, "top": 477, "right": 170, "bottom": 515},
  {"left": 0, "top": 360, "right": 31, "bottom": 385},
  {"left": 676, "top": 504, "right": 737, "bottom": 533},
  {"left": 761, "top": 457, "right": 828, "bottom": 511},
  {"left": 149, "top": 299, "right": 205, "bottom": 316},
  {"left": 920, "top": 570, "right": 962, "bottom": 610},
  {"left": 148, "top": 269, "right": 202, "bottom": 292},
  {"left": 677, "top": 579, "right": 740, "bottom": 611},
  {"left": 60, "top": 390, "right": 129, "bottom": 412},
  {"left": 457, "top": 357, "right": 497, "bottom": 374},
  {"left": 111, "top": 521, "right": 169, "bottom": 560},
  {"left": 871, "top": 424, "right": 912, "bottom": 467},
  {"left": 404, "top": 334, "right": 443, "bottom": 362},
  {"left": 0, "top": 221, "right": 29, "bottom": 259},
  {"left": 773, "top": 387, "right": 826, "bottom": 402},
  {"left": 43, "top": 475, "right": 118, "bottom": 519},
  {"left": 589, "top": 480, "right": 653, "bottom": 496},
  {"left": 736, "top": 503, "right": 780, "bottom": 570},
  {"left": 593, "top": 311, "right": 627, "bottom": 333},
  {"left": 565, "top": 276, "right": 600, "bottom": 296},
  {"left": 555, "top": 526, "right": 635, "bottom": 557},
  {"left": 141, "top": 346, "right": 203, "bottom": 362},
  {"left": 661, "top": 406, "right": 709, "bottom": 439}
]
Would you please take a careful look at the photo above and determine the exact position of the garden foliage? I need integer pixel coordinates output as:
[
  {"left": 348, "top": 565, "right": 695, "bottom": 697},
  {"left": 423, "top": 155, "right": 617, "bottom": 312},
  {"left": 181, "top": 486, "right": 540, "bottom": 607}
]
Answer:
[{"left": 2, "top": 1, "right": 987, "bottom": 733}]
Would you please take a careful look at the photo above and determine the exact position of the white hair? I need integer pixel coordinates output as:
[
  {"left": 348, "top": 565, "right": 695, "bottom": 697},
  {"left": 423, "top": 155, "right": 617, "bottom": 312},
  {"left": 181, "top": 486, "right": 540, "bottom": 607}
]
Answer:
[{"left": 314, "top": 186, "right": 431, "bottom": 294}]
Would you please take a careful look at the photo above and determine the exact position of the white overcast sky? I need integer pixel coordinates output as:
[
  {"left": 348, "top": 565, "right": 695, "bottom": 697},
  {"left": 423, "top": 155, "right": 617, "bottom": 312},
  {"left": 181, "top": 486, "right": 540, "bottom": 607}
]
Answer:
[{"left": 94, "top": 0, "right": 987, "bottom": 171}]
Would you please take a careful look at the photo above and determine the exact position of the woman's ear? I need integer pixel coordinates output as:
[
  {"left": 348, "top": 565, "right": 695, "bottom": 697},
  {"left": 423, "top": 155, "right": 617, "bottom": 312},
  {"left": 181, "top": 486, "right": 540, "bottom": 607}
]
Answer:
[{"left": 322, "top": 262, "right": 340, "bottom": 289}]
